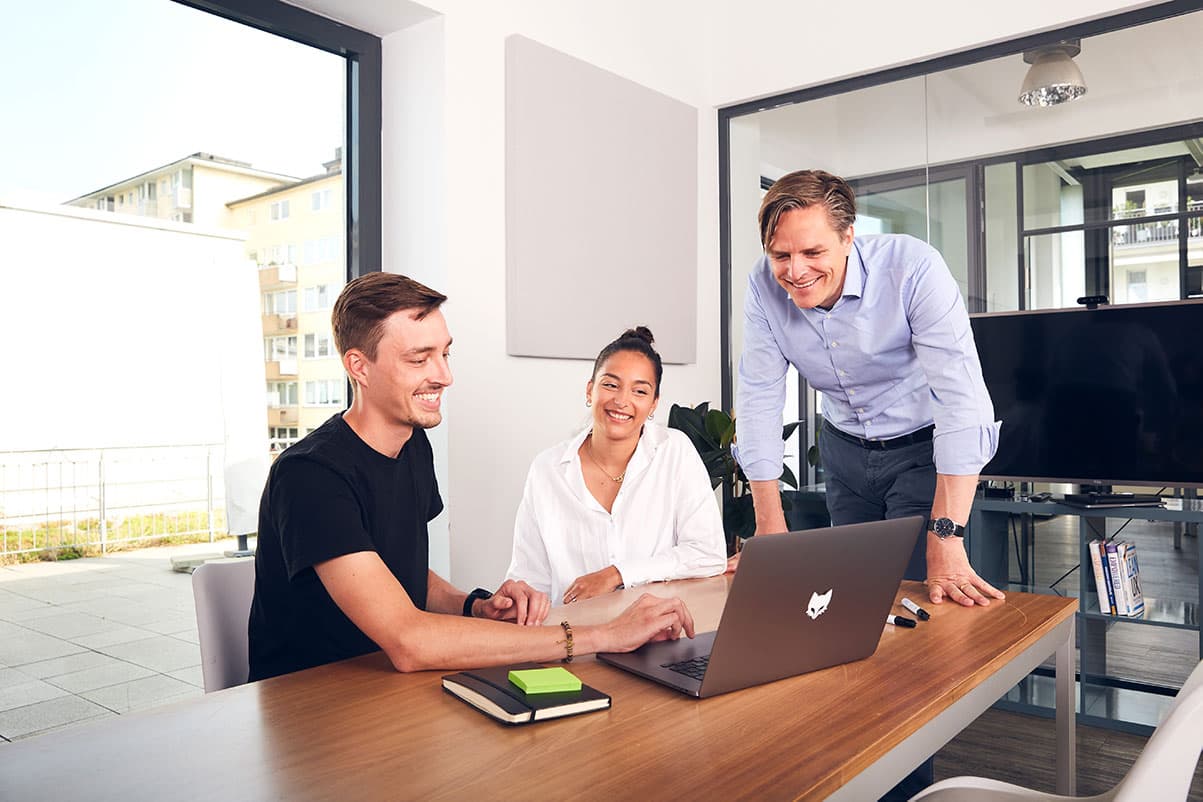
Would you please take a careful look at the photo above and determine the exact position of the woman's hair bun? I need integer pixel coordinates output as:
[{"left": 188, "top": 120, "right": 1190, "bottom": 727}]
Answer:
[{"left": 621, "top": 326, "right": 655, "bottom": 345}]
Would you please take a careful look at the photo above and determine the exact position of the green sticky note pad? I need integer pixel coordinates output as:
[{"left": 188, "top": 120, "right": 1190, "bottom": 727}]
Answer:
[{"left": 508, "top": 667, "right": 582, "bottom": 694}]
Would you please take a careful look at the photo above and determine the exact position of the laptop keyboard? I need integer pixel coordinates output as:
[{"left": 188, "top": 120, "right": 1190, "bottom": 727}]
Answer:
[{"left": 663, "top": 655, "right": 709, "bottom": 680}]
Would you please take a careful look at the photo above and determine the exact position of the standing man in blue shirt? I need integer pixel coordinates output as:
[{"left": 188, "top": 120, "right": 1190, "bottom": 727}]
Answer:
[{"left": 735, "top": 169, "right": 1004, "bottom": 608}]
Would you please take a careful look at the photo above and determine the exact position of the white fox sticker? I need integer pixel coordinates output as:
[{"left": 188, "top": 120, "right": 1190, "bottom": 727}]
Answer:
[{"left": 806, "top": 589, "right": 833, "bottom": 620}]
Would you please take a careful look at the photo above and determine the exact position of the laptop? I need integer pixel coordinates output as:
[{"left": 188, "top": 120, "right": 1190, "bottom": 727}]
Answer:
[{"left": 596, "top": 516, "right": 924, "bottom": 698}]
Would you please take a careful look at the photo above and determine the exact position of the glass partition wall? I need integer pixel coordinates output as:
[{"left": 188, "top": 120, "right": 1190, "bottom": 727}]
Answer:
[{"left": 720, "top": 4, "right": 1203, "bottom": 732}]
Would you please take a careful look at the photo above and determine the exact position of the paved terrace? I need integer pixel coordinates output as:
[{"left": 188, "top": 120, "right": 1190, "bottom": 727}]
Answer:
[{"left": 0, "top": 540, "right": 246, "bottom": 742}]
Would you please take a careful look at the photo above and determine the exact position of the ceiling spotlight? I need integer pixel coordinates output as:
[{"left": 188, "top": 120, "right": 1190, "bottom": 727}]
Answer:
[{"left": 1018, "top": 39, "right": 1087, "bottom": 107}]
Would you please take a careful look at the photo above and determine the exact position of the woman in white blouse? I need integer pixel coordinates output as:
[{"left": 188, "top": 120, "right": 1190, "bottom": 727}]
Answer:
[{"left": 506, "top": 327, "right": 727, "bottom": 605}]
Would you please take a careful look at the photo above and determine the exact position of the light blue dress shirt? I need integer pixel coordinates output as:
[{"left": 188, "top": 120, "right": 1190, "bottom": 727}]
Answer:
[{"left": 735, "top": 234, "right": 1000, "bottom": 481}]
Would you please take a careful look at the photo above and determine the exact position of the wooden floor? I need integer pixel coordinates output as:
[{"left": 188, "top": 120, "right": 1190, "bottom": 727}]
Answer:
[{"left": 936, "top": 708, "right": 1203, "bottom": 799}]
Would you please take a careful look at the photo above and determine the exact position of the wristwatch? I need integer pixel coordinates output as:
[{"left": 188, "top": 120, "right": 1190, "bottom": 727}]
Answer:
[
  {"left": 462, "top": 587, "right": 493, "bottom": 617},
  {"left": 928, "top": 517, "right": 966, "bottom": 539}
]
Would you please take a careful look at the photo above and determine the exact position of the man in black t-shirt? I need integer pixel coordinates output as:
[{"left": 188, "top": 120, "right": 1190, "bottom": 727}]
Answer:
[{"left": 248, "top": 273, "right": 697, "bottom": 681}]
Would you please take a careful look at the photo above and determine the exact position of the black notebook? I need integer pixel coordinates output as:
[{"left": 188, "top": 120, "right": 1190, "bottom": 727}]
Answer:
[{"left": 442, "top": 662, "right": 611, "bottom": 725}]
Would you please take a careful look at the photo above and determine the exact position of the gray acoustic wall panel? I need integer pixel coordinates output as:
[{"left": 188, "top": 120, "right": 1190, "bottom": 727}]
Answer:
[{"left": 505, "top": 35, "right": 698, "bottom": 364}]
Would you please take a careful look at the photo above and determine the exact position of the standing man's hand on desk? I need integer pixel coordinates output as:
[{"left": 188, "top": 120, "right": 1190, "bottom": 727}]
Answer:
[
  {"left": 925, "top": 473, "right": 1005, "bottom": 607},
  {"left": 726, "top": 479, "right": 788, "bottom": 573}
]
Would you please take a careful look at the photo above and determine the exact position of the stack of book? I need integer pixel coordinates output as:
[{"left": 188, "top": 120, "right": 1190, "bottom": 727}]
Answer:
[{"left": 1088, "top": 539, "right": 1145, "bottom": 617}]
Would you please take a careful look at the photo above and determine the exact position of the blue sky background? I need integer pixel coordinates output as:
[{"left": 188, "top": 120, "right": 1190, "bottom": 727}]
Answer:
[{"left": 0, "top": 0, "right": 344, "bottom": 204}]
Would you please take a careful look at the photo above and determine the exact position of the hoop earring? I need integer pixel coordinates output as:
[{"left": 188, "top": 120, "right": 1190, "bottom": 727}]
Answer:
[
  {"left": 585, "top": 399, "right": 592, "bottom": 407},
  {"left": 647, "top": 412, "right": 654, "bottom": 421}
]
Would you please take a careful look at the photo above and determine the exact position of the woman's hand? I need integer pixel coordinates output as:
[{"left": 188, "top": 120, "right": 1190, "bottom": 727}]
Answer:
[{"left": 563, "top": 565, "right": 624, "bottom": 604}]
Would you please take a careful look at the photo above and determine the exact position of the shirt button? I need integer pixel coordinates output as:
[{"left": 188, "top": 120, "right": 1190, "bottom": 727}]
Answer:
[
  {"left": 831, "top": 341, "right": 839, "bottom": 347},
  {"left": 857, "top": 408, "right": 865, "bottom": 413},
  {"left": 848, "top": 389, "right": 856, "bottom": 396},
  {"left": 838, "top": 369, "right": 847, "bottom": 376}
]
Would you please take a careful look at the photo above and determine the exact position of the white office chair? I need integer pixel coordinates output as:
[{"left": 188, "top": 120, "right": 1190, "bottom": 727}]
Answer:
[
  {"left": 910, "top": 658, "right": 1203, "bottom": 802},
  {"left": 192, "top": 557, "right": 256, "bottom": 693}
]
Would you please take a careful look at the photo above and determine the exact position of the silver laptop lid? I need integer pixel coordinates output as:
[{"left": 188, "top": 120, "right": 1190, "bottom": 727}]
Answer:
[{"left": 698, "top": 516, "right": 923, "bottom": 697}]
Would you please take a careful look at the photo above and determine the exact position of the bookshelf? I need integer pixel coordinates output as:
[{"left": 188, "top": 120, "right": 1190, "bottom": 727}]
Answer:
[{"left": 969, "top": 495, "right": 1203, "bottom": 733}]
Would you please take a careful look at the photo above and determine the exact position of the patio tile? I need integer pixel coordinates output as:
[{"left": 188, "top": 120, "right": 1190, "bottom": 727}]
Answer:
[
  {"left": 0, "top": 679, "right": 69, "bottom": 712},
  {"left": 0, "top": 695, "right": 113, "bottom": 740},
  {"left": 139, "top": 614, "right": 199, "bottom": 636},
  {"left": 81, "top": 674, "right": 202, "bottom": 714},
  {"left": 71, "top": 624, "right": 159, "bottom": 649},
  {"left": 97, "top": 636, "right": 200, "bottom": 673},
  {"left": 167, "top": 665, "right": 204, "bottom": 688},
  {"left": 45, "top": 660, "right": 157, "bottom": 694},
  {"left": 0, "top": 631, "right": 86, "bottom": 666},
  {"left": 17, "top": 651, "right": 116, "bottom": 679},
  {"left": 19, "top": 612, "right": 119, "bottom": 640}
]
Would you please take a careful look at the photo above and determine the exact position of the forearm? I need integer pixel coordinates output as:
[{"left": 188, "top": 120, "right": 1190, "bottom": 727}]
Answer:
[
  {"left": 749, "top": 480, "right": 787, "bottom": 535},
  {"left": 426, "top": 570, "right": 467, "bottom": 616},
  {"left": 931, "top": 473, "right": 979, "bottom": 524},
  {"left": 384, "top": 611, "right": 609, "bottom": 672}
]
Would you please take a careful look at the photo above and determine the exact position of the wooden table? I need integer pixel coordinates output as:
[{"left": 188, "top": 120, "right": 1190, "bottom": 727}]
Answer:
[{"left": 0, "top": 579, "right": 1076, "bottom": 801}]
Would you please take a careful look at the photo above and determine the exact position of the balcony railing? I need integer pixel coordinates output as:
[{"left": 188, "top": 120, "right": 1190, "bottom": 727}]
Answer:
[
  {"left": 262, "top": 314, "right": 298, "bottom": 335},
  {"left": 1112, "top": 218, "right": 1203, "bottom": 248},
  {"left": 0, "top": 445, "right": 227, "bottom": 558}
]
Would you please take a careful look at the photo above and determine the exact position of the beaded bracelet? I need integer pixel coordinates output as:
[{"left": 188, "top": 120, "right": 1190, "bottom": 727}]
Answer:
[{"left": 559, "top": 620, "right": 574, "bottom": 663}]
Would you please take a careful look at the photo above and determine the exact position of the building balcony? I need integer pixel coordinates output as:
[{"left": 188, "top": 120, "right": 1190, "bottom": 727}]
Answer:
[
  {"left": 265, "top": 359, "right": 298, "bottom": 380},
  {"left": 258, "top": 264, "right": 298, "bottom": 289},
  {"left": 268, "top": 406, "right": 300, "bottom": 426},
  {"left": 262, "top": 314, "right": 298, "bottom": 336}
]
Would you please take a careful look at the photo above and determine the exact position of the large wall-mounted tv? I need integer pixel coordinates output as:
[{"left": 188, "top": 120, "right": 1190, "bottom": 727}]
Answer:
[{"left": 972, "top": 300, "right": 1203, "bottom": 488}]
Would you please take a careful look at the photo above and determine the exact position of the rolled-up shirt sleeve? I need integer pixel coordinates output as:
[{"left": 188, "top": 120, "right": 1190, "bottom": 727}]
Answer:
[
  {"left": 735, "top": 275, "right": 790, "bottom": 482},
  {"left": 904, "top": 252, "right": 1001, "bottom": 475}
]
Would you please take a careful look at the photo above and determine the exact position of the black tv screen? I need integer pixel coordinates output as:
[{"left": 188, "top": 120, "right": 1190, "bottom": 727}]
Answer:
[{"left": 972, "top": 300, "right": 1203, "bottom": 487}]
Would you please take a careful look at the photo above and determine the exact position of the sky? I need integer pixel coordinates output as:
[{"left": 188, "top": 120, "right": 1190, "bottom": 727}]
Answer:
[{"left": 0, "top": 0, "right": 345, "bottom": 205}]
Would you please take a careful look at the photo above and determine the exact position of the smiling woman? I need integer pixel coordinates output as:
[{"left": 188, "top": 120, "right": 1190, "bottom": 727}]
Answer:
[{"left": 505, "top": 328, "right": 727, "bottom": 605}]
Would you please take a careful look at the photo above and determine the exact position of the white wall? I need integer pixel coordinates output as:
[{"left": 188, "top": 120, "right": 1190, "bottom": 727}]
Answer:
[{"left": 300, "top": 0, "right": 1166, "bottom": 591}]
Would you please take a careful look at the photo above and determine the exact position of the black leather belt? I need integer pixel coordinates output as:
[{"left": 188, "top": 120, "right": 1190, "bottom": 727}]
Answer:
[{"left": 825, "top": 423, "right": 935, "bottom": 451}]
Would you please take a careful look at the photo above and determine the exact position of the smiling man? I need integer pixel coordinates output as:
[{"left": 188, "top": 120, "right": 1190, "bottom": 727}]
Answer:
[
  {"left": 248, "top": 273, "right": 695, "bottom": 681},
  {"left": 734, "top": 170, "right": 1004, "bottom": 610}
]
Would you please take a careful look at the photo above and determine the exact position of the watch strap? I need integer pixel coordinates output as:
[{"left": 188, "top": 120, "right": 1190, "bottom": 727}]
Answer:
[{"left": 462, "top": 587, "right": 493, "bottom": 617}]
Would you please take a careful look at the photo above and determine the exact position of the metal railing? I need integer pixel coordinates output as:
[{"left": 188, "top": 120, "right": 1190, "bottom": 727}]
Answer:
[{"left": 0, "top": 444, "right": 228, "bottom": 557}]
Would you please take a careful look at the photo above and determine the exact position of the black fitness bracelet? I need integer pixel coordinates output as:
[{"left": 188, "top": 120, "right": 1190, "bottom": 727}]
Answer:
[{"left": 462, "top": 587, "right": 493, "bottom": 617}]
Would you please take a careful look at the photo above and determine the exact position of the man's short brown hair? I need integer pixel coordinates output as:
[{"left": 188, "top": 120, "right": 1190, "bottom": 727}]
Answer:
[
  {"left": 331, "top": 272, "right": 447, "bottom": 360},
  {"left": 758, "top": 169, "right": 857, "bottom": 250}
]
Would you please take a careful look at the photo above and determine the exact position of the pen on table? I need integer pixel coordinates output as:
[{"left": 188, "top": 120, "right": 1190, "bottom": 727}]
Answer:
[
  {"left": 901, "top": 597, "right": 930, "bottom": 621},
  {"left": 886, "top": 614, "right": 916, "bottom": 628}
]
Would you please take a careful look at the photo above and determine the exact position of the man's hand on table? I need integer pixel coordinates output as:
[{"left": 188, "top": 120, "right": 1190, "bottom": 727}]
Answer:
[
  {"left": 474, "top": 579, "right": 550, "bottom": 625},
  {"left": 926, "top": 537, "right": 1005, "bottom": 607}
]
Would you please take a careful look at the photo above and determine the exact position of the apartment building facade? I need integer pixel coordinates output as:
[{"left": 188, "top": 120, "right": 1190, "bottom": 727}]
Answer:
[
  {"left": 65, "top": 152, "right": 296, "bottom": 228},
  {"left": 227, "top": 154, "right": 345, "bottom": 453}
]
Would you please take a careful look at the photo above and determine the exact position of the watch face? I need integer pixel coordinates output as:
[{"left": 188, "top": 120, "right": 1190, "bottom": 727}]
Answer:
[{"left": 933, "top": 517, "right": 957, "bottom": 538}]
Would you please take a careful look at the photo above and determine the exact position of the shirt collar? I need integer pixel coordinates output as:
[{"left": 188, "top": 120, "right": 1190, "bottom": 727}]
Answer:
[
  {"left": 841, "top": 240, "right": 866, "bottom": 300},
  {"left": 557, "top": 422, "right": 667, "bottom": 472}
]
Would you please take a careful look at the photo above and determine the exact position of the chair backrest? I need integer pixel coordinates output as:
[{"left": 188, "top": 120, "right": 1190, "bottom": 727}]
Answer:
[
  {"left": 192, "top": 558, "right": 256, "bottom": 693},
  {"left": 1114, "top": 658, "right": 1203, "bottom": 801}
]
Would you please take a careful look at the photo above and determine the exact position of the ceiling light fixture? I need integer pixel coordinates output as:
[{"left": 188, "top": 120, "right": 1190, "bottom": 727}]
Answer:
[{"left": 1018, "top": 39, "right": 1087, "bottom": 107}]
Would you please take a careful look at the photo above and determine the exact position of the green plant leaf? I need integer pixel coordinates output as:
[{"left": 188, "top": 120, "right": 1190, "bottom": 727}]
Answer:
[
  {"left": 703, "top": 409, "right": 732, "bottom": 443},
  {"left": 780, "top": 463, "right": 799, "bottom": 489},
  {"left": 781, "top": 420, "right": 802, "bottom": 441},
  {"left": 806, "top": 444, "right": 821, "bottom": 467}
]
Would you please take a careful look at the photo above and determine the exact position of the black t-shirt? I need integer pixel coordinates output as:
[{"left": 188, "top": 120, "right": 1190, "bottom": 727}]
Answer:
[{"left": 248, "top": 413, "right": 443, "bottom": 681}]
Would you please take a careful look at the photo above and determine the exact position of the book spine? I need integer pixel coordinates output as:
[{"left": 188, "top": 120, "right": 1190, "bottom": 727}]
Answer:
[
  {"left": 1105, "top": 541, "right": 1128, "bottom": 616},
  {"left": 1088, "top": 539, "right": 1111, "bottom": 615},
  {"left": 1121, "top": 542, "right": 1145, "bottom": 617}
]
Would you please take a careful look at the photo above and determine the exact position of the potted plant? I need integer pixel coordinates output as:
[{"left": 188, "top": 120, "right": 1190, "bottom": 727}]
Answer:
[{"left": 667, "top": 402, "right": 803, "bottom": 556}]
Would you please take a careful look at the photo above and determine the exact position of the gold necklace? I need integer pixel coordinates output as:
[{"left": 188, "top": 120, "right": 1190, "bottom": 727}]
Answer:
[{"left": 585, "top": 435, "right": 628, "bottom": 483}]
